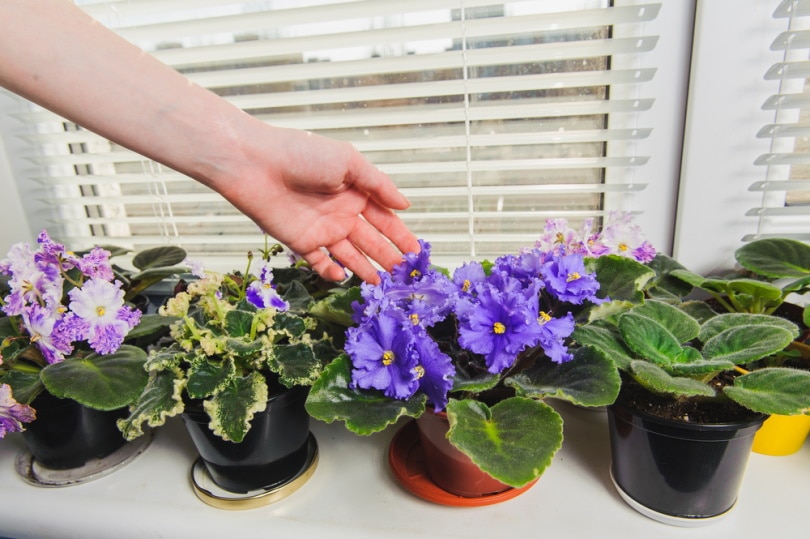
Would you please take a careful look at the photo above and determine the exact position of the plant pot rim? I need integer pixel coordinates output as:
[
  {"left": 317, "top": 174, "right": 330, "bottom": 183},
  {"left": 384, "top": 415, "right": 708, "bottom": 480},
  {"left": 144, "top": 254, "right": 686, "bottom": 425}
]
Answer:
[{"left": 610, "top": 399, "right": 768, "bottom": 434}]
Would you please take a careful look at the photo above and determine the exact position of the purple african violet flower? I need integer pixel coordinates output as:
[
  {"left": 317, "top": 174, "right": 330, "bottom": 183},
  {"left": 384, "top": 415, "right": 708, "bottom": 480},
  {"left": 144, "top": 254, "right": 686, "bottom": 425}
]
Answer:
[
  {"left": 76, "top": 247, "right": 114, "bottom": 281},
  {"left": 246, "top": 262, "right": 290, "bottom": 311},
  {"left": 392, "top": 239, "right": 432, "bottom": 284},
  {"left": 66, "top": 278, "right": 141, "bottom": 355},
  {"left": 452, "top": 262, "right": 486, "bottom": 295},
  {"left": 346, "top": 309, "right": 420, "bottom": 399},
  {"left": 183, "top": 258, "right": 206, "bottom": 279},
  {"left": 0, "top": 242, "right": 63, "bottom": 316},
  {"left": 536, "top": 311, "right": 576, "bottom": 363},
  {"left": 22, "top": 304, "right": 74, "bottom": 364},
  {"left": 541, "top": 253, "right": 602, "bottom": 305},
  {"left": 410, "top": 330, "right": 455, "bottom": 411},
  {"left": 0, "top": 384, "right": 36, "bottom": 439},
  {"left": 590, "top": 211, "right": 656, "bottom": 263},
  {"left": 457, "top": 282, "right": 543, "bottom": 374}
]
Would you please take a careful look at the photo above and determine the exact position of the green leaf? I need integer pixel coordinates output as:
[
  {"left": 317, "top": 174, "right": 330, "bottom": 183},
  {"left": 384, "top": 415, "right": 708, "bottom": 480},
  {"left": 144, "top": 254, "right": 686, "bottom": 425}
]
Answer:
[
  {"left": 451, "top": 369, "right": 502, "bottom": 393},
  {"left": 586, "top": 254, "right": 655, "bottom": 304},
  {"left": 572, "top": 322, "right": 635, "bottom": 370},
  {"left": 735, "top": 238, "right": 810, "bottom": 279},
  {"left": 204, "top": 371, "right": 269, "bottom": 442},
  {"left": 268, "top": 342, "right": 327, "bottom": 387},
  {"left": 225, "top": 309, "right": 255, "bottom": 338},
  {"left": 304, "top": 355, "right": 426, "bottom": 435},
  {"left": 187, "top": 356, "right": 235, "bottom": 399},
  {"left": 273, "top": 312, "right": 307, "bottom": 338},
  {"left": 309, "top": 287, "right": 360, "bottom": 327},
  {"left": 724, "top": 367, "right": 810, "bottom": 415},
  {"left": 40, "top": 345, "right": 148, "bottom": 410},
  {"left": 618, "top": 312, "right": 686, "bottom": 366},
  {"left": 701, "top": 326, "right": 796, "bottom": 365},
  {"left": 679, "top": 300, "right": 719, "bottom": 324},
  {"left": 446, "top": 397, "right": 563, "bottom": 488},
  {"left": 132, "top": 246, "right": 187, "bottom": 271},
  {"left": 223, "top": 336, "right": 264, "bottom": 357},
  {"left": 125, "top": 313, "right": 179, "bottom": 339},
  {"left": 632, "top": 300, "right": 701, "bottom": 343},
  {"left": 666, "top": 357, "right": 735, "bottom": 376},
  {"left": 506, "top": 345, "right": 620, "bottom": 407},
  {"left": 647, "top": 253, "right": 693, "bottom": 297},
  {"left": 0, "top": 370, "right": 43, "bottom": 405},
  {"left": 629, "top": 360, "right": 716, "bottom": 398},
  {"left": 280, "top": 280, "right": 315, "bottom": 312},
  {"left": 699, "top": 312, "right": 800, "bottom": 341},
  {"left": 117, "top": 368, "right": 186, "bottom": 440}
]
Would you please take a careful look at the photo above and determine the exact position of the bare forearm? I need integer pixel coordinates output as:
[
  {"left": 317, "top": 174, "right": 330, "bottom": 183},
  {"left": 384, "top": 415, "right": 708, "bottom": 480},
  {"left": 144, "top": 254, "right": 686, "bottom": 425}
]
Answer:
[{"left": 0, "top": 0, "right": 250, "bottom": 188}]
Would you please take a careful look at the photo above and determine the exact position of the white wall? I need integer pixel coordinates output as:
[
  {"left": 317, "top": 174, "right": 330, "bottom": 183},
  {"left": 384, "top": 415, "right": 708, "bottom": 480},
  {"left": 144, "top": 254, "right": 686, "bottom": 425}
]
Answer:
[
  {"left": 0, "top": 91, "right": 35, "bottom": 253},
  {"left": 674, "top": 0, "right": 786, "bottom": 274}
]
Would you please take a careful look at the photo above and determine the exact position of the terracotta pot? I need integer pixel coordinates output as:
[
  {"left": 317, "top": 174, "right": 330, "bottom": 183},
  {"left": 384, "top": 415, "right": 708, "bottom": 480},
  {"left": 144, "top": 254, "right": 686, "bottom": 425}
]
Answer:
[
  {"left": 415, "top": 409, "right": 510, "bottom": 497},
  {"left": 181, "top": 384, "right": 311, "bottom": 494},
  {"left": 22, "top": 391, "right": 128, "bottom": 470}
]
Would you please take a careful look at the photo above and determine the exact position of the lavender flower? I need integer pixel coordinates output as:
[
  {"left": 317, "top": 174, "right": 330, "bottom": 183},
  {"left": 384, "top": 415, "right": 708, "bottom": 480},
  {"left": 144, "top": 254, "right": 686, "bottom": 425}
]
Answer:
[
  {"left": 392, "top": 239, "right": 432, "bottom": 284},
  {"left": 0, "top": 384, "right": 36, "bottom": 439},
  {"left": 246, "top": 262, "right": 290, "bottom": 311},
  {"left": 22, "top": 304, "right": 74, "bottom": 364},
  {"left": 346, "top": 310, "right": 420, "bottom": 399},
  {"left": 75, "top": 247, "right": 114, "bottom": 281},
  {"left": 457, "top": 283, "right": 543, "bottom": 373},
  {"left": 540, "top": 253, "right": 602, "bottom": 305},
  {"left": 410, "top": 331, "right": 455, "bottom": 411},
  {"left": 66, "top": 278, "right": 142, "bottom": 355}
]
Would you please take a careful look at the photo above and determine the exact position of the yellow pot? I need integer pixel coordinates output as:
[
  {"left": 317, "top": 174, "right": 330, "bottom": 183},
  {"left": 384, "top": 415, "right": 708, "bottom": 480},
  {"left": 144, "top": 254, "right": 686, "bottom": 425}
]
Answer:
[{"left": 752, "top": 414, "right": 810, "bottom": 456}]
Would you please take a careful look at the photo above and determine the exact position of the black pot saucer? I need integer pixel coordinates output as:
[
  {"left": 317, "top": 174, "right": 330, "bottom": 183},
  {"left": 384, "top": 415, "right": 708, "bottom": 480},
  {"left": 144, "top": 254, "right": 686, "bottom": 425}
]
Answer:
[
  {"left": 14, "top": 429, "right": 153, "bottom": 488},
  {"left": 190, "top": 433, "right": 318, "bottom": 510}
]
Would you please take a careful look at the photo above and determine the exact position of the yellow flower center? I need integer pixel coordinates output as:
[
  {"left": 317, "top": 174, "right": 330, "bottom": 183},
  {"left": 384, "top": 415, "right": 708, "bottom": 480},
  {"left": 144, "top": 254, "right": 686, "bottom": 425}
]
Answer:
[
  {"left": 96, "top": 306, "right": 106, "bottom": 317},
  {"left": 555, "top": 232, "right": 565, "bottom": 244},
  {"left": 263, "top": 282, "right": 272, "bottom": 289},
  {"left": 566, "top": 272, "right": 581, "bottom": 282},
  {"left": 382, "top": 350, "right": 395, "bottom": 366},
  {"left": 538, "top": 311, "right": 552, "bottom": 324},
  {"left": 618, "top": 242, "right": 629, "bottom": 252},
  {"left": 413, "top": 365, "right": 425, "bottom": 379},
  {"left": 493, "top": 322, "right": 506, "bottom": 334},
  {"left": 462, "top": 279, "right": 471, "bottom": 292},
  {"left": 410, "top": 269, "right": 421, "bottom": 279},
  {"left": 409, "top": 313, "right": 419, "bottom": 325}
]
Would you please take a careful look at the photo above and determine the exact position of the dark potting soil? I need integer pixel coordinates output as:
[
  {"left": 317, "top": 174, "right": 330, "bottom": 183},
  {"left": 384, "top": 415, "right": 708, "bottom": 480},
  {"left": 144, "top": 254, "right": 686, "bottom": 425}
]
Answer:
[{"left": 616, "top": 374, "right": 761, "bottom": 424}]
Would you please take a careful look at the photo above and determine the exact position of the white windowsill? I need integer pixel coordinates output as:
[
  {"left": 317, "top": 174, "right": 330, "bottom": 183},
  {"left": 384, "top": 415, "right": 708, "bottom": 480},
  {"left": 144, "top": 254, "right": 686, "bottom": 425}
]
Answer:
[{"left": 0, "top": 402, "right": 807, "bottom": 539}]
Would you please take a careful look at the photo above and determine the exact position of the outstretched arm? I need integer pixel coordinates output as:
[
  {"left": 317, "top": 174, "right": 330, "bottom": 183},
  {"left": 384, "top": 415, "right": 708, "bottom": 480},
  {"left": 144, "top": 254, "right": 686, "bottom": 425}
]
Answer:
[{"left": 0, "top": 0, "right": 419, "bottom": 282}]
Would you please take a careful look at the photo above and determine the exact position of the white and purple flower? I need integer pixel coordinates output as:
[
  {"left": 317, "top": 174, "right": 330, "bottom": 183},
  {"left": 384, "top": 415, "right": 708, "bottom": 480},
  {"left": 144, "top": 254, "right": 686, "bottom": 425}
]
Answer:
[
  {"left": 245, "top": 262, "right": 290, "bottom": 311},
  {"left": 66, "top": 278, "right": 142, "bottom": 355},
  {"left": 0, "top": 383, "right": 36, "bottom": 439}
]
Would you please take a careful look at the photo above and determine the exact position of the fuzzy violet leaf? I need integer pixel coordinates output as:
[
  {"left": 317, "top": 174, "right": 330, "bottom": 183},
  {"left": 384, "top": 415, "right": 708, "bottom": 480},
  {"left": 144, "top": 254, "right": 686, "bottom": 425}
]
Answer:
[
  {"left": 204, "top": 371, "right": 268, "bottom": 443},
  {"left": 305, "top": 354, "right": 426, "bottom": 435},
  {"left": 445, "top": 397, "right": 563, "bottom": 488},
  {"left": 723, "top": 367, "right": 810, "bottom": 415},
  {"left": 117, "top": 368, "right": 186, "bottom": 441},
  {"left": 629, "top": 360, "right": 716, "bottom": 398},
  {"left": 40, "top": 345, "right": 148, "bottom": 410},
  {"left": 505, "top": 345, "right": 620, "bottom": 407},
  {"left": 735, "top": 237, "right": 810, "bottom": 279}
]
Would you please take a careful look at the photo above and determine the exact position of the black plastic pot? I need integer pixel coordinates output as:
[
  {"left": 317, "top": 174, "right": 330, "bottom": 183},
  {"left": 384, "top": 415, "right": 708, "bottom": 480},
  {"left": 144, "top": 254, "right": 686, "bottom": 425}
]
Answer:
[
  {"left": 22, "top": 391, "right": 128, "bottom": 470},
  {"left": 181, "top": 384, "right": 311, "bottom": 494},
  {"left": 607, "top": 399, "right": 766, "bottom": 523}
]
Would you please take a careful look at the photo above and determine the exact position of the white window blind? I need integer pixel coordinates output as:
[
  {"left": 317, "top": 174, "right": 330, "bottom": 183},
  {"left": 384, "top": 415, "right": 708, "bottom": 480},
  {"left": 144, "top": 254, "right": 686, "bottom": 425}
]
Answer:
[
  {"left": 5, "top": 0, "right": 664, "bottom": 271},
  {"left": 748, "top": 0, "right": 810, "bottom": 242}
]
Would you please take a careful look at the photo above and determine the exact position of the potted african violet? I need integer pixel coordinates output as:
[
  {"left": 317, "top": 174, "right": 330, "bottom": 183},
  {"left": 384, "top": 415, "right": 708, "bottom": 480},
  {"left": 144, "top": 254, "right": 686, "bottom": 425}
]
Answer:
[
  {"left": 669, "top": 237, "right": 810, "bottom": 456},
  {"left": 117, "top": 242, "right": 351, "bottom": 506},
  {"left": 306, "top": 213, "right": 655, "bottom": 506},
  {"left": 573, "top": 250, "right": 810, "bottom": 525},
  {"left": 0, "top": 231, "right": 186, "bottom": 482}
]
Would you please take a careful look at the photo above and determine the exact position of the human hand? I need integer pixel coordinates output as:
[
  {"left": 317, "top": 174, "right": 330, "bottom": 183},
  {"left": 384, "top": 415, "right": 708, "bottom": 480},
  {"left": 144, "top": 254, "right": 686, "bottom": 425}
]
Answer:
[{"left": 215, "top": 126, "right": 420, "bottom": 283}]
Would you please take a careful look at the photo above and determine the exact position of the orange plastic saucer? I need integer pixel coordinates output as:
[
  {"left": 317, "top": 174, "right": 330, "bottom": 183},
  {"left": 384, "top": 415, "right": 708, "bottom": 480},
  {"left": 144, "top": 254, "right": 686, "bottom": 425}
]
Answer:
[{"left": 387, "top": 420, "right": 538, "bottom": 507}]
